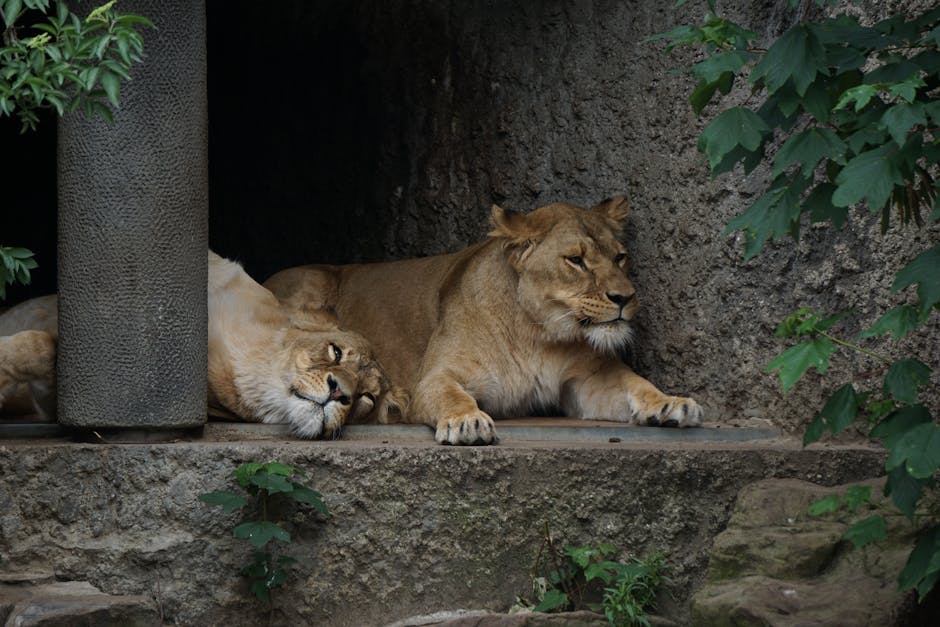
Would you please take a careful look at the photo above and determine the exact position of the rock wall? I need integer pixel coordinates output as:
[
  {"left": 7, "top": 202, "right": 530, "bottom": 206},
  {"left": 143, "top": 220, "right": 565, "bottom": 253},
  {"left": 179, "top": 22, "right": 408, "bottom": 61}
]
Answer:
[
  {"left": 207, "top": 0, "right": 939, "bottom": 433},
  {"left": 0, "top": 437, "right": 886, "bottom": 625}
]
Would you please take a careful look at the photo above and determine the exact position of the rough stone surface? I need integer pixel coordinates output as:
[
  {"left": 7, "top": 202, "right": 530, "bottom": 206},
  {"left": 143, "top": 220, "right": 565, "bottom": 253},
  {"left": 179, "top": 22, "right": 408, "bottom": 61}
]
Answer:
[
  {"left": 207, "top": 0, "right": 940, "bottom": 434},
  {"left": 0, "top": 580, "right": 158, "bottom": 626},
  {"left": 691, "top": 478, "right": 937, "bottom": 626},
  {"left": 0, "top": 436, "right": 885, "bottom": 626}
]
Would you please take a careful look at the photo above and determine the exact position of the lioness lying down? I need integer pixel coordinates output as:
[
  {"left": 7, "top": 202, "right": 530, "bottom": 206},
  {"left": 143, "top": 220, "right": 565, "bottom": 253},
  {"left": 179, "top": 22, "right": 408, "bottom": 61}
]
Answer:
[
  {"left": 265, "top": 196, "right": 703, "bottom": 445},
  {"left": 0, "top": 251, "right": 404, "bottom": 438}
]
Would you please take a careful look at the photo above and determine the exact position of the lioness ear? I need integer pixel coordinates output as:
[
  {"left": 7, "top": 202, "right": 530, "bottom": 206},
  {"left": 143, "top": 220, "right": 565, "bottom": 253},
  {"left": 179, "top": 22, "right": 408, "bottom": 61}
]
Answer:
[
  {"left": 488, "top": 204, "right": 536, "bottom": 243},
  {"left": 591, "top": 196, "right": 630, "bottom": 223}
]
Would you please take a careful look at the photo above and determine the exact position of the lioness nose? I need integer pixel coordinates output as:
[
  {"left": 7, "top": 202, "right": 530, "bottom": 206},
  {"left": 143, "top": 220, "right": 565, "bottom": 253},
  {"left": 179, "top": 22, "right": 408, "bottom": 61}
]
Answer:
[
  {"left": 607, "top": 292, "right": 635, "bottom": 306},
  {"left": 326, "top": 374, "right": 350, "bottom": 405}
]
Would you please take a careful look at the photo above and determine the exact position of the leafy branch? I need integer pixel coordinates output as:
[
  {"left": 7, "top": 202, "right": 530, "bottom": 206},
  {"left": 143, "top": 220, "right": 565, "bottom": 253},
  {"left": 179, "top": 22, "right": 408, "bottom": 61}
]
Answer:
[
  {"left": 0, "top": 246, "right": 36, "bottom": 300},
  {"left": 1, "top": 0, "right": 154, "bottom": 132},
  {"left": 650, "top": 0, "right": 940, "bottom": 602}
]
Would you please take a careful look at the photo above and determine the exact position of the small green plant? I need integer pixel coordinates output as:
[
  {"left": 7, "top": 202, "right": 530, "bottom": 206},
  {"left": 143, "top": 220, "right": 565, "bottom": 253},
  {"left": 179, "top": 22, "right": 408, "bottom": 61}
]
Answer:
[
  {"left": 199, "top": 461, "right": 330, "bottom": 606},
  {"left": 1, "top": 0, "right": 154, "bottom": 131},
  {"left": 0, "top": 246, "right": 36, "bottom": 300},
  {"left": 516, "top": 525, "right": 668, "bottom": 626}
]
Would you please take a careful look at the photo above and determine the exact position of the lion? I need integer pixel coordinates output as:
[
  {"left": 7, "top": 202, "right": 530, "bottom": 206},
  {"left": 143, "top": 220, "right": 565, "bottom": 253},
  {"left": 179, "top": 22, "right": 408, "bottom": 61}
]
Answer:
[
  {"left": 263, "top": 196, "right": 703, "bottom": 445},
  {"left": 0, "top": 251, "right": 406, "bottom": 439}
]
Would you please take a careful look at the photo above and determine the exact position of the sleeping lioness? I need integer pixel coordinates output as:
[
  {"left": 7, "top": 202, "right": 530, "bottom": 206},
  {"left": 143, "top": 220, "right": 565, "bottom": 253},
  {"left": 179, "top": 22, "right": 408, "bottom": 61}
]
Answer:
[
  {"left": 0, "top": 251, "right": 405, "bottom": 438},
  {"left": 264, "top": 196, "right": 703, "bottom": 445}
]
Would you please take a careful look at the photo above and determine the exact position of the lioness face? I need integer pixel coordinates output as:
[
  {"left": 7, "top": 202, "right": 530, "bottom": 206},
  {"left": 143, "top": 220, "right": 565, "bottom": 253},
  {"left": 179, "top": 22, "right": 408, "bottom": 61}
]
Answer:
[
  {"left": 282, "top": 327, "right": 386, "bottom": 438},
  {"left": 495, "top": 200, "right": 637, "bottom": 353}
]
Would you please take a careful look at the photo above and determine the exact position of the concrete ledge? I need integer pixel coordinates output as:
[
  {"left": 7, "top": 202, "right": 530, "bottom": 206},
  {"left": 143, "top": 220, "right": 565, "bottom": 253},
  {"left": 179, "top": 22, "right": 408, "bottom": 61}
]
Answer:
[{"left": 0, "top": 430, "right": 885, "bottom": 625}]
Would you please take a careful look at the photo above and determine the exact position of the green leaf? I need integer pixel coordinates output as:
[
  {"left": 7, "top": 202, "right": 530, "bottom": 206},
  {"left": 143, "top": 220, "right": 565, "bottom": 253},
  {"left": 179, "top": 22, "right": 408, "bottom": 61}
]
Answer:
[
  {"left": 773, "top": 127, "right": 847, "bottom": 177},
  {"left": 533, "top": 588, "right": 569, "bottom": 613},
  {"left": 804, "top": 183, "right": 847, "bottom": 228},
  {"left": 843, "top": 515, "right": 886, "bottom": 548},
  {"left": 870, "top": 405, "right": 933, "bottom": 449},
  {"left": 805, "top": 383, "right": 860, "bottom": 443},
  {"left": 250, "top": 471, "right": 294, "bottom": 495},
  {"left": 751, "top": 24, "right": 826, "bottom": 96},
  {"left": 692, "top": 50, "right": 754, "bottom": 83},
  {"left": 834, "top": 85, "right": 879, "bottom": 112},
  {"left": 261, "top": 462, "right": 300, "bottom": 477},
  {"left": 233, "top": 521, "right": 291, "bottom": 549},
  {"left": 832, "top": 144, "right": 903, "bottom": 211},
  {"left": 883, "top": 359, "right": 931, "bottom": 405},
  {"left": 726, "top": 176, "right": 808, "bottom": 260},
  {"left": 690, "top": 72, "right": 733, "bottom": 116},
  {"left": 844, "top": 485, "right": 872, "bottom": 513},
  {"left": 885, "top": 465, "right": 927, "bottom": 521},
  {"left": 880, "top": 103, "right": 926, "bottom": 147},
  {"left": 886, "top": 422, "right": 940, "bottom": 479},
  {"left": 860, "top": 305, "right": 920, "bottom": 340},
  {"left": 766, "top": 337, "right": 837, "bottom": 393},
  {"left": 898, "top": 525, "right": 940, "bottom": 601},
  {"left": 100, "top": 70, "right": 120, "bottom": 107},
  {"left": 233, "top": 462, "right": 264, "bottom": 488},
  {"left": 891, "top": 244, "right": 940, "bottom": 318},
  {"left": 801, "top": 81, "right": 831, "bottom": 123},
  {"left": 584, "top": 562, "right": 617, "bottom": 584},
  {"left": 287, "top": 484, "right": 329, "bottom": 516},
  {"left": 808, "top": 494, "right": 842, "bottom": 516},
  {"left": 698, "top": 107, "right": 771, "bottom": 173},
  {"left": 3, "top": 0, "right": 22, "bottom": 27},
  {"left": 198, "top": 491, "right": 247, "bottom": 513}
]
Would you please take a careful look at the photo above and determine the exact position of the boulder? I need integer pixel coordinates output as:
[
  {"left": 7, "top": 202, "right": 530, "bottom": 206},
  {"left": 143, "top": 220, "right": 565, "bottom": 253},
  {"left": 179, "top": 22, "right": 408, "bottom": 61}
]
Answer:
[{"left": 691, "top": 478, "right": 936, "bottom": 626}]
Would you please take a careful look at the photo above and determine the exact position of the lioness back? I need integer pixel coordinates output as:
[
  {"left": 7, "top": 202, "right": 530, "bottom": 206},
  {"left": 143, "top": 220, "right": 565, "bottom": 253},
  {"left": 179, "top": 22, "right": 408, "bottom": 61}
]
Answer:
[{"left": 265, "top": 242, "right": 491, "bottom": 389}]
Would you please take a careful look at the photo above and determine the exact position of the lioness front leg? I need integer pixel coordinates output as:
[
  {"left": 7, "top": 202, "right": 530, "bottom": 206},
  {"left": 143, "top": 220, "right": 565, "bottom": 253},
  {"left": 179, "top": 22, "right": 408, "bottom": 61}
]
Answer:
[
  {"left": 409, "top": 375, "right": 497, "bottom": 445},
  {"left": 564, "top": 360, "right": 702, "bottom": 428}
]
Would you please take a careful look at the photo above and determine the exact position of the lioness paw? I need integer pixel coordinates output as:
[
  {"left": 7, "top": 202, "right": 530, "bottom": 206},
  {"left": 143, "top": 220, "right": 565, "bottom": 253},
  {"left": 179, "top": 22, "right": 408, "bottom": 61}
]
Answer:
[
  {"left": 635, "top": 396, "right": 702, "bottom": 428},
  {"left": 435, "top": 411, "right": 498, "bottom": 445}
]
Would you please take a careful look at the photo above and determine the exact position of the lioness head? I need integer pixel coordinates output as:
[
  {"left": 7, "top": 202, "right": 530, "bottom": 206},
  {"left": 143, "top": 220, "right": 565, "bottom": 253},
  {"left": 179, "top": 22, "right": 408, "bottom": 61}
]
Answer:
[
  {"left": 279, "top": 324, "right": 406, "bottom": 438},
  {"left": 490, "top": 196, "right": 637, "bottom": 353}
]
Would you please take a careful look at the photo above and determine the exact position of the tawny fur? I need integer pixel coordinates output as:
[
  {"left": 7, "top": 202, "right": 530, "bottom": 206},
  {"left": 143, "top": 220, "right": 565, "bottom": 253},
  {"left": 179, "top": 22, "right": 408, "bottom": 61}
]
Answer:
[
  {"left": 265, "top": 197, "right": 702, "bottom": 445},
  {"left": 0, "top": 252, "right": 406, "bottom": 438}
]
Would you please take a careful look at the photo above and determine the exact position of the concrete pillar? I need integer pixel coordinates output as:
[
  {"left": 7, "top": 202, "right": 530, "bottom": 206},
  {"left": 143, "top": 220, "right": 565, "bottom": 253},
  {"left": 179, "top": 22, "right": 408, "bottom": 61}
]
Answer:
[{"left": 57, "top": 0, "right": 207, "bottom": 430}]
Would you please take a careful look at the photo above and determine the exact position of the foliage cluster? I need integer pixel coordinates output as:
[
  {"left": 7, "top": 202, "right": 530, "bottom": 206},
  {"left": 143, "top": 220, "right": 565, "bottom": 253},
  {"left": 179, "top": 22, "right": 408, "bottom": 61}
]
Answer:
[
  {"left": 516, "top": 526, "right": 668, "bottom": 626},
  {"left": 199, "top": 461, "right": 330, "bottom": 605},
  {"left": 1, "top": 0, "right": 151, "bottom": 300},
  {"left": 1, "top": 0, "right": 153, "bottom": 131},
  {"left": 0, "top": 246, "right": 36, "bottom": 300},
  {"left": 650, "top": 0, "right": 939, "bottom": 602}
]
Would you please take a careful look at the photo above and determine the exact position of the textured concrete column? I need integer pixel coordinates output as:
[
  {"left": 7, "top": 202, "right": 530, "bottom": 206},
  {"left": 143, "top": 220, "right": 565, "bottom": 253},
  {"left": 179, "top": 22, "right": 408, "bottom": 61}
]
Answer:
[{"left": 57, "top": 0, "right": 207, "bottom": 429}]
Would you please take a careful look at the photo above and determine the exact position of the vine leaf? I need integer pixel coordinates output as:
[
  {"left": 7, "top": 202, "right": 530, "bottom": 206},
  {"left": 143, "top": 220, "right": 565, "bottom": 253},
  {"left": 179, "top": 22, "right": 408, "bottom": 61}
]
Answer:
[
  {"left": 885, "top": 422, "right": 940, "bottom": 479},
  {"left": 832, "top": 144, "right": 904, "bottom": 211},
  {"left": 766, "top": 337, "right": 836, "bottom": 393},
  {"left": 533, "top": 588, "right": 569, "bottom": 613},
  {"left": 751, "top": 24, "right": 826, "bottom": 95},
  {"left": 884, "top": 466, "right": 927, "bottom": 521},
  {"left": 234, "top": 521, "right": 291, "bottom": 549},
  {"left": 803, "top": 383, "right": 860, "bottom": 445},
  {"left": 891, "top": 244, "right": 940, "bottom": 317},
  {"left": 883, "top": 359, "right": 931, "bottom": 404},
  {"left": 773, "top": 127, "right": 847, "bottom": 177},
  {"left": 859, "top": 305, "right": 920, "bottom": 340},
  {"left": 843, "top": 515, "right": 887, "bottom": 548},
  {"left": 898, "top": 525, "right": 940, "bottom": 601},
  {"left": 880, "top": 102, "right": 926, "bottom": 147},
  {"left": 698, "top": 107, "right": 770, "bottom": 172}
]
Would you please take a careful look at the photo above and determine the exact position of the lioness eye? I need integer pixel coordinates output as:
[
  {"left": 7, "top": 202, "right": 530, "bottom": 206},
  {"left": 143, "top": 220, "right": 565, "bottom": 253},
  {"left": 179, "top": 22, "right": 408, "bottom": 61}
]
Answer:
[
  {"left": 565, "top": 255, "right": 586, "bottom": 269},
  {"left": 327, "top": 343, "right": 343, "bottom": 364}
]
